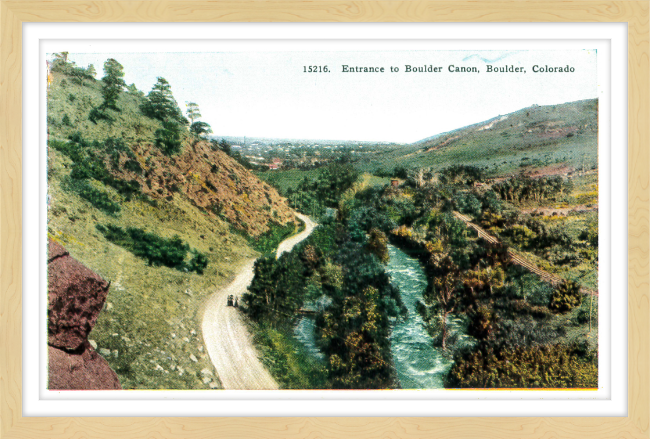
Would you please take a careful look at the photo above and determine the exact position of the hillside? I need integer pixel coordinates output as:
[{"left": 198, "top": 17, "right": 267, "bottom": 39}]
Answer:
[
  {"left": 46, "top": 57, "right": 298, "bottom": 389},
  {"left": 47, "top": 66, "right": 295, "bottom": 236},
  {"left": 354, "top": 99, "right": 598, "bottom": 177}
]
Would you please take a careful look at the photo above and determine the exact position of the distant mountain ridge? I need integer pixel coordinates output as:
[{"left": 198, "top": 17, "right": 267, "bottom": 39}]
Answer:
[
  {"left": 414, "top": 99, "right": 597, "bottom": 149},
  {"left": 352, "top": 98, "right": 598, "bottom": 176}
]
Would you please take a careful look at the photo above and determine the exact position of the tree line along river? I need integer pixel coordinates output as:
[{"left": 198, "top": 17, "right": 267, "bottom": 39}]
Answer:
[{"left": 294, "top": 243, "right": 453, "bottom": 389}]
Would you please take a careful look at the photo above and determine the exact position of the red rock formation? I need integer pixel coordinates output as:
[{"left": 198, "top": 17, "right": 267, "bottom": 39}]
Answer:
[
  {"left": 47, "top": 240, "right": 121, "bottom": 390},
  {"left": 48, "top": 342, "right": 121, "bottom": 390}
]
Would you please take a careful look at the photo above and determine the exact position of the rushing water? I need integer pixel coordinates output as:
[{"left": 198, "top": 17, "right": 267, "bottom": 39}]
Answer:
[
  {"left": 294, "top": 316, "right": 325, "bottom": 361},
  {"left": 385, "top": 244, "right": 452, "bottom": 389},
  {"left": 292, "top": 244, "right": 453, "bottom": 388}
]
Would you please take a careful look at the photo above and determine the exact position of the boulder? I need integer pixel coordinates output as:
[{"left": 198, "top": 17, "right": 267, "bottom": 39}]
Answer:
[
  {"left": 47, "top": 239, "right": 121, "bottom": 390},
  {"left": 48, "top": 342, "right": 121, "bottom": 390},
  {"left": 48, "top": 240, "right": 110, "bottom": 350}
]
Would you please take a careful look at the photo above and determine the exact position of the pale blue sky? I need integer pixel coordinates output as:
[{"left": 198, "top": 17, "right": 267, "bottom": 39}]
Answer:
[{"left": 58, "top": 50, "right": 598, "bottom": 143}]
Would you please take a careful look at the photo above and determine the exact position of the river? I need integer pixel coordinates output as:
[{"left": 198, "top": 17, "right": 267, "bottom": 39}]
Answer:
[
  {"left": 385, "top": 244, "right": 452, "bottom": 389},
  {"left": 292, "top": 243, "right": 453, "bottom": 389}
]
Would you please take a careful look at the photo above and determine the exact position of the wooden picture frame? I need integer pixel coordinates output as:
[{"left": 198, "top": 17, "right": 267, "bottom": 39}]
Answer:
[{"left": 1, "top": 1, "right": 647, "bottom": 438}]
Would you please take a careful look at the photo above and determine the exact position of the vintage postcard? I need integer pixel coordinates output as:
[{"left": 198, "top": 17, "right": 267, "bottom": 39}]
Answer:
[{"left": 46, "top": 48, "right": 599, "bottom": 391}]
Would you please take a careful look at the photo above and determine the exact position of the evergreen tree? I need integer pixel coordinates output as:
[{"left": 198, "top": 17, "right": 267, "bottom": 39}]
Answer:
[
  {"left": 190, "top": 121, "right": 212, "bottom": 138},
  {"left": 154, "top": 120, "right": 183, "bottom": 155},
  {"left": 186, "top": 102, "right": 201, "bottom": 124},
  {"left": 86, "top": 64, "right": 96, "bottom": 78},
  {"left": 100, "top": 58, "right": 126, "bottom": 111},
  {"left": 219, "top": 139, "right": 232, "bottom": 155},
  {"left": 141, "top": 77, "right": 187, "bottom": 124}
]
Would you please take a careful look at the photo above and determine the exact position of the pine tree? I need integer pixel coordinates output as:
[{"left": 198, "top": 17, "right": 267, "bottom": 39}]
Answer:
[
  {"left": 100, "top": 58, "right": 126, "bottom": 111},
  {"left": 186, "top": 102, "right": 201, "bottom": 124},
  {"left": 86, "top": 64, "right": 96, "bottom": 78},
  {"left": 190, "top": 121, "right": 212, "bottom": 138},
  {"left": 141, "top": 77, "right": 187, "bottom": 124}
]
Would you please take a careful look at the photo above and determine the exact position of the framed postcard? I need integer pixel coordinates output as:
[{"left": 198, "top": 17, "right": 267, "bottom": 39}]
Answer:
[{"left": 1, "top": 1, "right": 648, "bottom": 439}]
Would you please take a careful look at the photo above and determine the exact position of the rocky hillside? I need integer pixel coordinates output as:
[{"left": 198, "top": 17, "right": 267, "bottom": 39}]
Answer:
[
  {"left": 46, "top": 55, "right": 298, "bottom": 389},
  {"left": 47, "top": 65, "right": 295, "bottom": 236},
  {"left": 112, "top": 140, "right": 294, "bottom": 236}
]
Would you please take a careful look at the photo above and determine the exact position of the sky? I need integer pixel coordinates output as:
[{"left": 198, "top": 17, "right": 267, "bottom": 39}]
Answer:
[{"left": 59, "top": 49, "right": 598, "bottom": 143}]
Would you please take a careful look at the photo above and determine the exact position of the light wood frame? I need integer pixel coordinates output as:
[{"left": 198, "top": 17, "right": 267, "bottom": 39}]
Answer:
[{"left": 1, "top": 1, "right": 648, "bottom": 438}]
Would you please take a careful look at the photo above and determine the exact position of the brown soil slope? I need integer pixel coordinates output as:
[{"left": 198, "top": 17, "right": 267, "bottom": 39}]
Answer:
[{"left": 108, "top": 140, "right": 295, "bottom": 236}]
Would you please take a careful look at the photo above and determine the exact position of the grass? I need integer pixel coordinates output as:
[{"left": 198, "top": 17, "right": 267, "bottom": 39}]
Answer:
[
  {"left": 255, "top": 168, "right": 322, "bottom": 195},
  {"left": 48, "top": 71, "right": 162, "bottom": 146},
  {"left": 250, "top": 321, "right": 328, "bottom": 389},
  {"left": 48, "top": 147, "right": 258, "bottom": 389},
  {"left": 348, "top": 99, "right": 598, "bottom": 177}
]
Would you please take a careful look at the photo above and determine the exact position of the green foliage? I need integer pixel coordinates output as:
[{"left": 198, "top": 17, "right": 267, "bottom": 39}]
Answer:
[
  {"left": 185, "top": 102, "right": 202, "bottom": 124},
  {"left": 253, "top": 322, "right": 328, "bottom": 389},
  {"left": 88, "top": 106, "right": 115, "bottom": 124},
  {"left": 493, "top": 175, "right": 572, "bottom": 203},
  {"left": 247, "top": 220, "right": 298, "bottom": 254},
  {"left": 286, "top": 164, "right": 360, "bottom": 216},
  {"left": 126, "top": 83, "right": 144, "bottom": 97},
  {"left": 549, "top": 280, "right": 583, "bottom": 312},
  {"left": 50, "top": 134, "right": 142, "bottom": 200},
  {"left": 95, "top": 224, "right": 208, "bottom": 274},
  {"left": 580, "top": 221, "right": 598, "bottom": 247},
  {"left": 141, "top": 77, "right": 187, "bottom": 124},
  {"left": 190, "top": 121, "right": 212, "bottom": 138},
  {"left": 367, "top": 228, "right": 389, "bottom": 263},
  {"left": 62, "top": 177, "right": 121, "bottom": 215},
  {"left": 445, "top": 344, "right": 597, "bottom": 388},
  {"left": 50, "top": 54, "right": 96, "bottom": 83},
  {"left": 243, "top": 252, "right": 307, "bottom": 326},
  {"left": 218, "top": 138, "right": 231, "bottom": 156},
  {"left": 154, "top": 120, "right": 183, "bottom": 155},
  {"left": 392, "top": 166, "right": 409, "bottom": 179},
  {"left": 100, "top": 58, "right": 126, "bottom": 111},
  {"left": 187, "top": 250, "right": 209, "bottom": 275},
  {"left": 440, "top": 164, "right": 486, "bottom": 185},
  {"left": 453, "top": 192, "right": 482, "bottom": 217}
]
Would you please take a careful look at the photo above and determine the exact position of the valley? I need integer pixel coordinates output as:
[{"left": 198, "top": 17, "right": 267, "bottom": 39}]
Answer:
[{"left": 47, "top": 52, "right": 598, "bottom": 391}]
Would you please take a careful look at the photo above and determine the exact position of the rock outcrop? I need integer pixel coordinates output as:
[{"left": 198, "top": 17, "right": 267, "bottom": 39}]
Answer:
[{"left": 48, "top": 240, "right": 121, "bottom": 390}]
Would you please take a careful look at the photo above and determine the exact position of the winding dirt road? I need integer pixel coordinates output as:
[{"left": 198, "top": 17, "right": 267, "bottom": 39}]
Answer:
[{"left": 201, "top": 213, "right": 317, "bottom": 390}]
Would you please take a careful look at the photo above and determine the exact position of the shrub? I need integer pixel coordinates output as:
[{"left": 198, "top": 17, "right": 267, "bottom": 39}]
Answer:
[
  {"left": 88, "top": 106, "right": 114, "bottom": 124},
  {"left": 95, "top": 224, "right": 208, "bottom": 274},
  {"left": 446, "top": 344, "right": 597, "bottom": 388},
  {"left": 549, "top": 280, "right": 583, "bottom": 312},
  {"left": 154, "top": 120, "right": 183, "bottom": 155},
  {"left": 247, "top": 220, "right": 297, "bottom": 254},
  {"left": 367, "top": 228, "right": 389, "bottom": 263}
]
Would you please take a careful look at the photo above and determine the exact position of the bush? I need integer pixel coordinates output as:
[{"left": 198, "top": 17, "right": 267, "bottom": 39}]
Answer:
[
  {"left": 446, "top": 344, "right": 597, "bottom": 388},
  {"left": 66, "top": 179, "right": 121, "bottom": 215},
  {"left": 247, "top": 221, "right": 297, "bottom": 254},
  {"left": 154, "top": 120, "right": 183, "bottom": 155},
  {"left": 366, "top": 228, "right": 389, "bottom": 263},
  {"left": 95, "top": 224, "right": 208, "bottom": 274},
  {"left": 549, "top": 280, "right": 583, "bottom": 312},
  {"left": 88, "top": 106, "right": 115, "bottom": 124}
]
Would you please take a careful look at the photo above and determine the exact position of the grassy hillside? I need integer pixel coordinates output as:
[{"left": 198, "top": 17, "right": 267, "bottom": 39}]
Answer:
[
  {"left": 356, "top": 99, "right": 598, "bottom": 177},
  {"left": 47, "top": 59, "right": 298, "bottom": 389}
]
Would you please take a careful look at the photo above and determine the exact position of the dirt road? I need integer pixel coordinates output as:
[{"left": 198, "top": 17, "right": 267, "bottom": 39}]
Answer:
[{"left": 201, "top": 213, "right": 317, "bottom": 390}]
